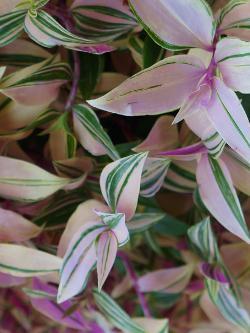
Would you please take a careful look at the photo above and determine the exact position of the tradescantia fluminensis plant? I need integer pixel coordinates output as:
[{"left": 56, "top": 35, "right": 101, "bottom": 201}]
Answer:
[{"left": 0, "top": 0, "right": 250, "bottom": 332}]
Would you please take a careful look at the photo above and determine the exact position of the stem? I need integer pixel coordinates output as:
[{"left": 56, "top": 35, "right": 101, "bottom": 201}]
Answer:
[{"left": 118, "top": 251, "right": 151, "bottom": 317}]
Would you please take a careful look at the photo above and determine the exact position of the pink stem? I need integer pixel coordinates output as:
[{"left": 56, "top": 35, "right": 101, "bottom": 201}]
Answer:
[{"left": 118, "top": 251, "right": 151, "bottom": 317}]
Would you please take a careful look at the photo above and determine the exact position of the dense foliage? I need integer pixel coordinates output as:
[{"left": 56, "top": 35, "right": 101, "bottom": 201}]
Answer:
[{"left": 0, "top": 0, "right": 249, "bottom": 332}]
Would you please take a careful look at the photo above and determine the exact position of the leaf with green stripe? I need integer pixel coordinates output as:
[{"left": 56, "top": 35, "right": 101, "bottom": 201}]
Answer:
[
  {"left": 58, "top": 222, "right": 105, "bottom": 303},
  {"left": 163, "top": 160, "right": 197, "bottom": 193},
  {"left": 0, "top": 244, "right": 62, "bottom": 277},
  {"left": 218, "top": 0, "right": 250, "bottom": 40},
  {"left": 206, "top": 278, "right": 250, "bottom": 331},
  {"left": 93, "top": 288, "right": 145, "bottom": 333},
  {"left": 24, "top": 10, "right": 113, "bottom": 54},
  {"left": 140, "top": 157, "right": 170, "bottom": 198},
  {"left": 0, "top": 156, "right": 76, "bottom": 202},
  {"left": 73, "top": 104, "right": 120, "bottom": 161},
  {"left": 206, "top": 77, "right": 250, "bottom": 162},
  {"left": 97, "top": 230, "right": 118, "bottom": 290},
  {"left": 127, "top": 212, "right": 165, "bottom": 234},
  {"left": 0, "top": 10, "right": 26, "bottom": 47},
  {"left": 71, "top": 0, "right": 137, "bottom": 42},
  {"left": 0, "top": 55, "right": 71, "bottom": 107},
  {"left": 197, "top": 154, "right": 250, "bottom": 243},
  {"left": 129, "top": 0, "right": 215, "bottom": 51},
  {"left": 100, "top": 152, "right": 148, "bottom": 220},
  {"left": 188, "top": 217, "right": 221, "bottom": 263},
  {"left": 215, "top": 38, "right": 250, "bottom": 94}
]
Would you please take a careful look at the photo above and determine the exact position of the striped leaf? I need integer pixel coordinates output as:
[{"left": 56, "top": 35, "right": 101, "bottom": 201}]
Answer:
[
  {"left": 93, "top": 288, "right": 145, "bottom": 333},
  {"left": 207, "top": 77, "right": 250, "bottom": 162},
  {"left": 219, "top": 0, "right": 250, "bottom": 40},
  {"left": 58, "top": 222, "right": 105, "bottom": 303},
  {"left": 206, "top": 278, "right": 250, "bottom": 331},
  {"left": 185, "top": 110, "right": 226, "bottom": 159},
  {"left": 164, "top": 160, "right": 197, "bottom": 193},
  {"left": 0, "top": 56, "right": 71, "bottom": 106},
  {"left": 140, "top": 158, "right": 171, "bottom": 197},
  {"left": 0, "top": 244, "right": 62, "bottom": 277},
  {"left": 71, "top": 0, "right": 137, "bottom": 42},
  {"left": 222, "top": 147, "right": 250, "bottom": 196},
  {"left": 0, "top": 39, "right": 50, "bottom": 67},
  {"left": 88, "top": 55, "right": 206, "bottom": 116},
  {"left": 97, "top": 231, "right": 118, "bottom": 290},
  {"left": 129, "top": 0, "right": 215, "bottom": 51},
  {"left": 138, "top": 265, "right": 193, "bottom": 294},
  {"left": 0, "top": 10, "right": 26, "bottom": 47},
  {"left": 57, "top": 199, "right": 108, "bottom": 257},
  {"left": 127, "top": 212, "right": 165, "bottom": 234},
  {"left": 188, "top": 217, "right": 220, "bottom": 263},
  {"left": 94, "top": 211, "right": 129, "bottom": 246},
  {"left": 100, "top": 152, "right": 148, "bottom": 220},
  {"left": 0, "top": 156, "right": 82, "bottom": 202},
  {"left": 197, "top": 154, "right": 250, "bottom": 243},
  {"left": 73, "top": 104, "right": 119, "bottom": 161},
  {"left": 24, "top": 10, "right": 113, "bottom": 54}
]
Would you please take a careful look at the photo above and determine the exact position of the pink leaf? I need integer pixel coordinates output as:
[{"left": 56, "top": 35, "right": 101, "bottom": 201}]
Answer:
[
  {"left": 97, "top": 231, "right": 118, "bottom": 290},
  {"left": 206, "top": 78, "right": 250, "bottom": 162},
  {"left": 100, "top": 153, "right": 147, "bottom": 220},
  {"left": 0, "top": 208, "right": 41, "bottom": 242},
  {"left": 215, "top": 38, "right": 250, "bottom": 93},
  {"left": 57, "top": 199, "right": 108, "bottom": 257},
  {"left": 196, "top": 154, "right": 250, "bottom": 243},
  {"left": 133, "top": 116, "right": 179, "bottom": 155},
  {"left": 130, "top": 0, "right": 215, "bottom": 50},
  {"left": 88, "top": 55, "right": 206, "bottom": 116}
]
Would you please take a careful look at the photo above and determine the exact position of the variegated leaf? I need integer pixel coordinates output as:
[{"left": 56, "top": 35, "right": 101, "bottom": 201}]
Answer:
[
  {"left": 164, "top": 160, "right": 197, "bottom": 193},
  {"left": 222, "top": 147, "right": 250, "bottom": 196},
  {"left": 0, "top": 10, "right": 26, "bottom": 47},
  {"left": 197, "top": 154, "right": 250, "bottom": 243},
  {"left": 0, "top": 56, "right": 71, "bottom": 106},
  {"left": 188, "top": 217, "right": 221, "bottom": 263},
  {"left": 140, "top": 158, "right": 170, "bottom": 198},
  {"left": 218, "top": 0, "right": 250, "bottom": 41},
  {"left": 71, "top": 0, "right": 137, "bottom": 42},
  {"left": 24, "top": 10, "right": 113, "bottom": 54},
  {"left": 0, "top": 39, "right": 50, "bottom": 67},
  {"left": 97, "top": 230, "right": 118, "bottom": 290},
  {"left": 100, "top": 152, "right": 148, "bottom": 220},
  {"left": 127, "top": 212, "right": 165, "bottom": 233},
  {"left": 206, "top": 278, "right": 250, "bottom": 331},
  {"left": 0, "top": 244, "right": 62, "bottom": 277},
  {"left": 0, "top": 156, "right": 74, "bottom": 202},
  {"left": 129, "top": 0, "right": 215, "bottom": 51},
  {"left": 93, "top": 288, "right": 145, "bottom": 333},
  {"left": 58, "top": 222, "right": 106, "bottom": 303},
  {"left": 94, "top": 211, "right": 129, "bottom": 246},
  {"left": 73, "top": 104, "right": 119, "bottom": 160},
  {"left": 88, "top": 55, "right": 206, "bottom": 116}
]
